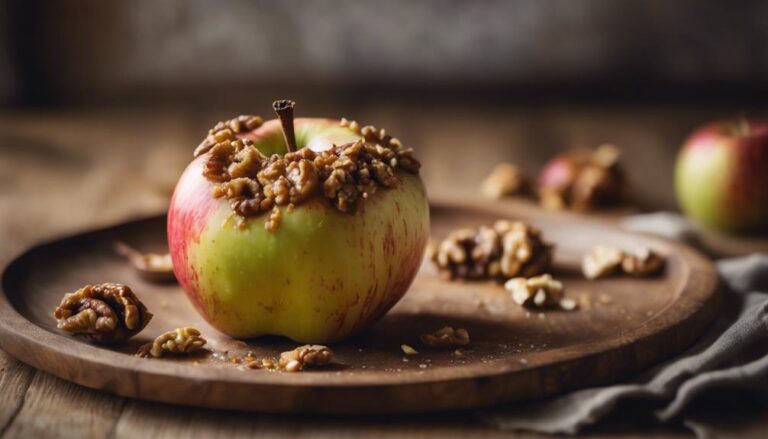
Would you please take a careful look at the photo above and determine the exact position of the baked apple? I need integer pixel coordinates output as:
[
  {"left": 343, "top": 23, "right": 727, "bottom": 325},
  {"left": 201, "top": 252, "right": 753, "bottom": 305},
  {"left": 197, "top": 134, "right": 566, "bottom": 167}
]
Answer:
[{"left": 168, "top": 100, "right": 429, "bottom": 343}]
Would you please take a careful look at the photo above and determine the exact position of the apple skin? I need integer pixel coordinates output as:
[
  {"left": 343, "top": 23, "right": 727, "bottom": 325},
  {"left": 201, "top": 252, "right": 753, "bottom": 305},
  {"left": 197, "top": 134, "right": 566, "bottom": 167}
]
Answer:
[
  {"left": 538, "top": 155, "right": 577, "bottom": 192},
  {"left": 168, "top": 118, "right": 430, "bottom": 343},
  {"left": 675, "top": 120, "right": 768, "bottom": 232}
]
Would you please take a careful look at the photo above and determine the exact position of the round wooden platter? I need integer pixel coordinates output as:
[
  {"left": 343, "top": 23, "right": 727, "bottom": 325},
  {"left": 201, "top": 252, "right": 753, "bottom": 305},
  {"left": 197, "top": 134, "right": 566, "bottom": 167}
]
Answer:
[{"left": 0, "top": 198, "right": 719, "bottom": 414}]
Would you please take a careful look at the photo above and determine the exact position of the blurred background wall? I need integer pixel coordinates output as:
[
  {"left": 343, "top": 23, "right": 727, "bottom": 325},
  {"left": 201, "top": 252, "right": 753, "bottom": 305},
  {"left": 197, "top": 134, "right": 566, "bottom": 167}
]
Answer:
[
  {"left": 2, "top": 0, "right": 767, "bottom": 221},
  {"left": 3, "top": 0, "right": 768, "bottom": 106}
]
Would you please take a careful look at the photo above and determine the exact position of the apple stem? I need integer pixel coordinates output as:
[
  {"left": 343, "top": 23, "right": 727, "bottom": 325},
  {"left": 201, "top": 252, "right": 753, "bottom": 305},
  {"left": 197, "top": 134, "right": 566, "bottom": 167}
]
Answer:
[{"left": 273, "top": 99, "right": 297, "bottom": 153}]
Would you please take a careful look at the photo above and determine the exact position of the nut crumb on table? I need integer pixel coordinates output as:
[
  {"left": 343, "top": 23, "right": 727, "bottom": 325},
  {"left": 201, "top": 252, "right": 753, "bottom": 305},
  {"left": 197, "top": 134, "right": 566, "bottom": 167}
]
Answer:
[
  {"left": 236, "top": 345, "right": 335, "bottom": 372},
  {"left": 420, "top": 326, "right": 470, "bottom": 347},
  {"left": 53, "top": 283, "right": 152, "bottom": 343},
  {"left": 137, "top": 327, "right": 207, "bottom": 358},
  {"left": 401, "top": 344, "right": 419, "bottom": 356}
]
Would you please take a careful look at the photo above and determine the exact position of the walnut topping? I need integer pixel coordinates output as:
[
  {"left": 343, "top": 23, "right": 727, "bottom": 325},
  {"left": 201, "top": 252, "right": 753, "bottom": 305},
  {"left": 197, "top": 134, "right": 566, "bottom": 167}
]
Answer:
[
  {"left": 582, "top": 246, "right": 665, "bottom": 278},
  {"left": 53, "top": 283, "right": 152, "bottom": 343},
  {"left": 622, "top": 248, "right": 665, "bottom": 276},
  {"left": 538, "top": 144, "right": 625, "bottom": 211},
  {"left": 137, "top": 327, "right": 207, "bottom": 358},
  {"left": 429, "top": 221, "right": 553, "bottom": 280},
  {"left": 277, "top": 345, "right": 335, "bottom": 372},
  {"left": 199, "top": 115, "right": 419, "bottom": 230},
  {"left": 420, "top": 326, "right": 470, "bottom": 347},
  {"left": 194, "top": 115, "right": 264, "bottom": 157},
  {"left": 582, "top": 245, "right": 625, "bottom": 280},
  {"left": 481, "top": 163, "right": 527, "bottom": 199},
  {"left": 265, "top": 206, "right": 283, "bottom": 233}
]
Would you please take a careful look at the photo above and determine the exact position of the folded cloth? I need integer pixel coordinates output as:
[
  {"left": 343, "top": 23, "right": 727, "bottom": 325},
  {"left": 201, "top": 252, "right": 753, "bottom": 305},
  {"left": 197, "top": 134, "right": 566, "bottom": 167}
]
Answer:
[{"left": 478, "top": 213, "right": 768, "bottom": 437}]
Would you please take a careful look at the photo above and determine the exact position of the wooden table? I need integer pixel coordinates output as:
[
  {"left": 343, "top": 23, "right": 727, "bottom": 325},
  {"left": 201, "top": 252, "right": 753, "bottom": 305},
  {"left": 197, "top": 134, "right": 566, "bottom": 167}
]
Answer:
[{"left": 1, "top": 100, "right": 766, "bottom": 437}]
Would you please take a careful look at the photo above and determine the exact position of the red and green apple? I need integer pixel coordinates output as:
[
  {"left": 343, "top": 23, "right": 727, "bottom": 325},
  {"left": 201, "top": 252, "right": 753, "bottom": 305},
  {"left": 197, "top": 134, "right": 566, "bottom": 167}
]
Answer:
[
  {"left": 675, "top": 119, "right": 768, "bottom": 232},
  {"left": 167, "top": 103, "right": 429, "bottom": 343}
]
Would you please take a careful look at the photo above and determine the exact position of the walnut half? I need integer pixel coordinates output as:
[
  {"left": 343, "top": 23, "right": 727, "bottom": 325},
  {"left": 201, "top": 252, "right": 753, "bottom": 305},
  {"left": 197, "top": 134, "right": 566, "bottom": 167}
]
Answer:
[
  {"left": 53, "top": 283, "right": 152, "bottom": 343},
  {"left": 137, "top": 327, "right": 207, "bottom": 358}
]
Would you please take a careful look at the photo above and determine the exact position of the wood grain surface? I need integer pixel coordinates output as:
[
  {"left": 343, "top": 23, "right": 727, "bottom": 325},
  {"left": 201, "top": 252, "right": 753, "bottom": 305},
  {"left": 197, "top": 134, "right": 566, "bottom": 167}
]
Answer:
[{"left": 2, "top": 103, "right": 767, "bottom": 437}]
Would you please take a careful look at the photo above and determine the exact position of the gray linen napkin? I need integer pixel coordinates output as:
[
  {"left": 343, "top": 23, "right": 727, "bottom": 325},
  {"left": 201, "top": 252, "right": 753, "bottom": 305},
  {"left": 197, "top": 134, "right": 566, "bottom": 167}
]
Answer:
[{"left": 478, "top": 213, "right": 768, "bottom": 436}]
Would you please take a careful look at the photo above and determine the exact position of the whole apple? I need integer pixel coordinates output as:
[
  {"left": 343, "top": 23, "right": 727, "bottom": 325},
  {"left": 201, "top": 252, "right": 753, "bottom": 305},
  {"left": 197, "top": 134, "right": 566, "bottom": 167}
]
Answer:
[
  {"left": 168, "top": 102, "right": 429, "bottom": 343},
  {"left": 537, "top": 145, "right": 624, "bottom": 211},
  {"left": 675, "top": 119, "right": 768, "bottom": 232}
]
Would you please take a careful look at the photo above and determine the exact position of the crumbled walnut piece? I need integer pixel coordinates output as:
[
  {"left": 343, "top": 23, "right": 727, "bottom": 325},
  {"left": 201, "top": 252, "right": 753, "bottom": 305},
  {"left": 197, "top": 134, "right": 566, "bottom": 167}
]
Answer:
[
  {"left": 203, "top": 141, "right": 238, "bottom": 182},
  {"left": 278, "top": 345, "right": 335, "bottom": 372},
  {"left": 420, "top": 326, "right": 470, "bottom": 347},
  {"left": 430, "top": 221, "right": 553, "bottom": 280},
  {"left": 538, "top": 144, "right": 625, "bottom": 211},
  {"left": 504, "top": 274, "right": 564, "bottom": 308},
  {"left": 401, "top": 344, "right": 419, "bottom": 356},
  {"left": 582, "top": 245, "right": 625, "bottom": 280},
  {"left": 137, "top": 327, "right": 207, "bottom": 358},
  {"left": 53, "top": 283, "right": 152, "bottom": 343},
  {"left": 194, "top": 115, "right": 264, "bottom": 157},
  {"left": 265, "top": 206, "right": 283, "bottom": 233},
  {"left": 481, "top": 163, "right": 527, "bottom": 199},
  {"left": 582, "top": 245, "right": 665, "bottom": 278},
  {"left": 196, "top": 115, "right": 419, "bottom": 231},
  {"left": 622, "top": 248, "right": 665, "bottom": 276}
]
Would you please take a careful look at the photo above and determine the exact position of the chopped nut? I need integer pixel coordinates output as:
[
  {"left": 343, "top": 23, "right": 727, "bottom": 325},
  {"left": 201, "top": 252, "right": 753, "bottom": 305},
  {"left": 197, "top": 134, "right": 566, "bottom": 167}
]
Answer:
[
  {"left": 265, "top": 206, "right": 283, "bottom": 233},
  {"left": 53, "top": 283, "right": 152, "bottom": 343},
  {"left": 401, "top": 344, "right": 419, "bottom": 356},
  {"left": 278, "top": 345, "right": 335, "bottom": 372},
  {"left": 481, "top": 163, "right": 527, "bottom": 198},
  {"left": 430, "top": 221, "right": 553, "bottom": 280},
  {"left": 420, "top": 326, "right": 470, "bottom": 347},
  {"left": 504, "top": 274, "right": 564, "bottom": 308},
  {"left": 582, "top": 246, "right": 625, "bottom": 280},
  {"left": 197, "top": 115, "right": 419, "bottom": 231},
  {"left": 622, "top": 248, "right": 665, "bottom": 276},
  {"left": 137, "top": 327, "right": 207, "bottom": 358},
  {"left": 583, "top": 245, "right": 665, "bottom": 278},
  {"left": 114, "top": 241, "right": 175, "bottom": 283}
]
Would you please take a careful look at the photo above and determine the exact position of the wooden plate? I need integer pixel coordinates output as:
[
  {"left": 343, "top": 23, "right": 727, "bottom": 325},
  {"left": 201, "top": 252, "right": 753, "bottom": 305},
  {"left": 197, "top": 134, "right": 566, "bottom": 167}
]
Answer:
[{"left": 0, "top": 199, "right": 719, "bottom": 414}]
